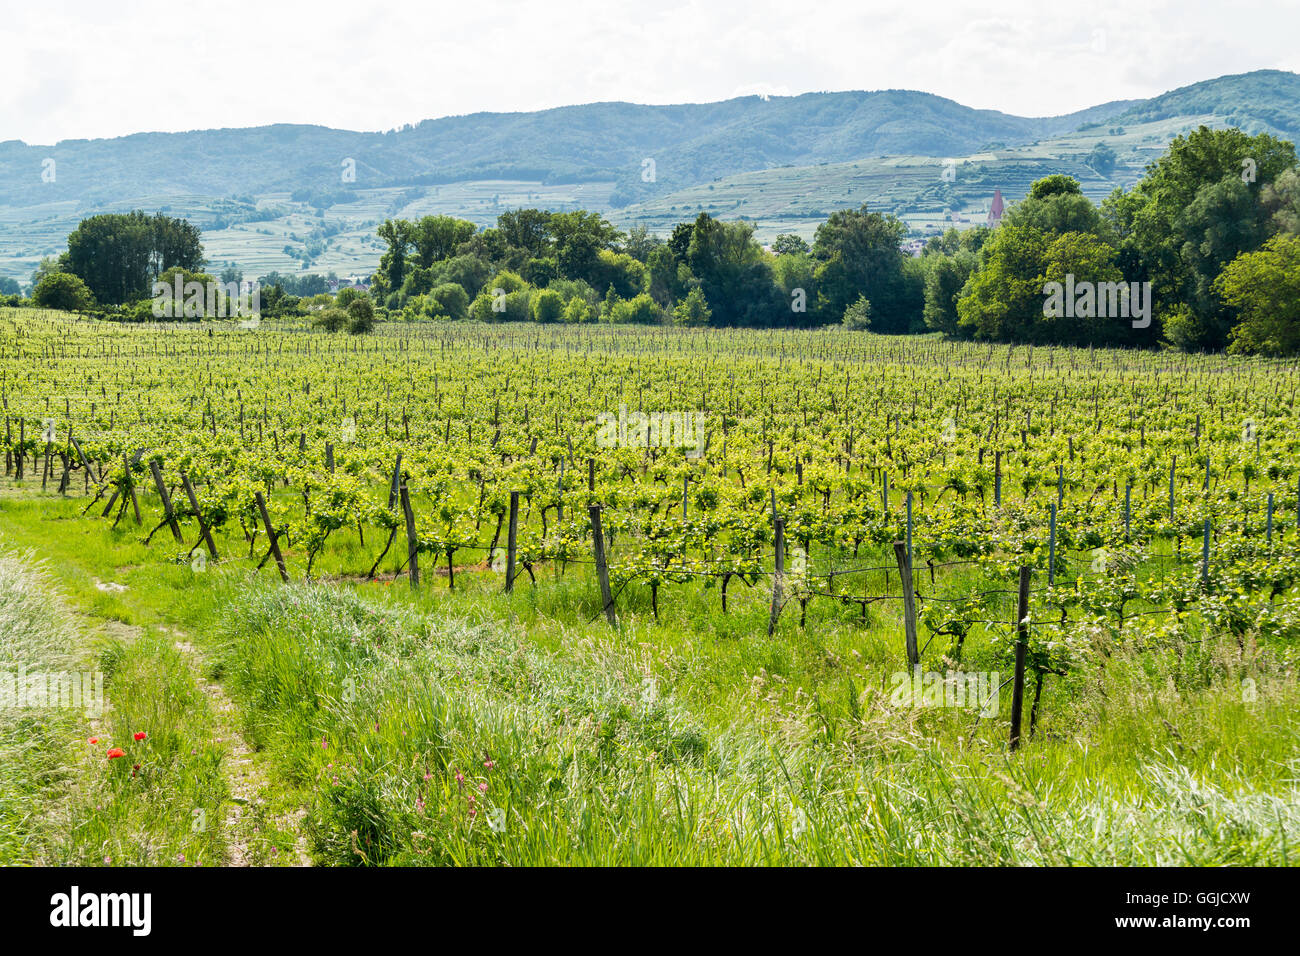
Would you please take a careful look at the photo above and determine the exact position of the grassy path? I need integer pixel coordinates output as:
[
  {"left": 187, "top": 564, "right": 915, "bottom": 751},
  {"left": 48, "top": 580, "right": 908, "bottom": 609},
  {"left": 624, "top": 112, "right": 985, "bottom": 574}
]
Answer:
[{"left": 0, "top": 492, "right": 305, "bottom": 866}]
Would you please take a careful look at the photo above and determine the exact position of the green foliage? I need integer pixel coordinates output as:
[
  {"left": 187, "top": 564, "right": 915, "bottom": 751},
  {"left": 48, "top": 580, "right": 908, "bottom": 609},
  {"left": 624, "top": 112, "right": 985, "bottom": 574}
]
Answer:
[
  {"left": 682, "top": 214, "right": 781, "bottom": 327},
  {"left": 922, "top": 251, "right": 976, "bottom": 335},
  {"left": 841, "top": 294, "right": 872, "bottom": 330},
  {"left": 562, "top": 295, "right": 596, "bottom": 323},
  {"left": 346, "top": 297, "right": 375, "bottom": 334},
  {"left": 589, "top": 249, "right": 645, "bottom": 300},
  {"left": 772, "top": 233, "right": 810, "bottom": 255},
  {"left": 1087, "top": 142, "right": 1117, "bottom": 175},
  {"left": 1028, "top": 174, "right": 1084, "bottom": 200},
  {"left": 313, "top": 308, "right": 348, "bottom": 332},
  {"left": 672, "top": 287, "right": 711, "bottom": 327},
  {"left": 61, "top": 212, "right": 203, "bottom": 306},
  {"left": 425, "top": 282, "right": 470, "bottom": 321},
  {"left": 1217, "top": 234, "right": 1300, "bottom": 354},
  {"left": 530, "top": 288, "right": 565, "bottom": 324},
  {"left": 956, "top": 224, "right": 1134, "bottom": 345},
  {"left": 813, "top": 206, "right": 920, "bottom": 333},
  {"left": 1105, "top": 126, "right": 1298, "bottom": 350},
  {"left": 605, "top": 292, "right": 664, "bottom": 324},
  {"left": 2, "top": 314, "right": 1300, "bottom": 865},
  {"left": 32, "top": 272, "right": 95, "bottom": 311}
]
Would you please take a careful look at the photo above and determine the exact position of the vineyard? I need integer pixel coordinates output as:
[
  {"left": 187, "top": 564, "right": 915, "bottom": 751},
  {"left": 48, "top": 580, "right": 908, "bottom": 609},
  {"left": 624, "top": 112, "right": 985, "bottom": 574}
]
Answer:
[{"left": 2, "top": 306, "right": 1298, "bottom": 865}]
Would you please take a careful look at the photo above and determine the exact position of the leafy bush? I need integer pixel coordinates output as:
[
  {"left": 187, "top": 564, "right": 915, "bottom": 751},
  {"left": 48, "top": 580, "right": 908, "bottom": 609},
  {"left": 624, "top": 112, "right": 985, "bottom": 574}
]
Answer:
[
  {"left": 531, "top": 288, "right": 564, "bottom": 324},
  {"left": 313, "top": 308, "right": 349, "bottom": 332},
  {"left": 32, "top": 272, "right": 95, "bottom": 311},
  {"left": 346, "top": 298, "right": 375, "bottom": 334},
  {"left": 842, "top": 294, "right": 872, "bottom": 330}
]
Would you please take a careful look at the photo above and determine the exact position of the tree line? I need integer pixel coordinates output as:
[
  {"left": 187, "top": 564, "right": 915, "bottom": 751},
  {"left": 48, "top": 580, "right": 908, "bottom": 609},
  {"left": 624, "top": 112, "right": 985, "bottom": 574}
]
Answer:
[{"left": 8, "top": 125, "right": 1298, "bottom": 355}]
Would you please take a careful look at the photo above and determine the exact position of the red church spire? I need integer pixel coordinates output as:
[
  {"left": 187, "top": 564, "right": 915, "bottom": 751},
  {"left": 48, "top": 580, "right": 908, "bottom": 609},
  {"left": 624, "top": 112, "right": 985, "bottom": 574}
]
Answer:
[{"left": 987, "top": 189, "right": 1005, "bottom": 227}]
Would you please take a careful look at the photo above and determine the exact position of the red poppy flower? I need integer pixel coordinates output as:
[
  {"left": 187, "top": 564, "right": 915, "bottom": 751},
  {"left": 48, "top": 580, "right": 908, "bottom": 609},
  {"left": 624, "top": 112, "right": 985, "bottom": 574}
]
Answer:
[
  {"left": 106, "top": 748, "right": 126, "bottom": 759},
  {"left": 88, "top": 737, "right": 98, "bottom": 745},
  {"left": 133, "top": 732, "right": 147, "bottom": 741}
]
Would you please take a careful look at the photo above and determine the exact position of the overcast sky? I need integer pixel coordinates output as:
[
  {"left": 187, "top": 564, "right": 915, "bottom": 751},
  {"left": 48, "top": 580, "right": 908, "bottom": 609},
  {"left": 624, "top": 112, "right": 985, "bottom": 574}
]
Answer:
[{"left": 4, "top": 0, "right": 1298, "bottom": 144}]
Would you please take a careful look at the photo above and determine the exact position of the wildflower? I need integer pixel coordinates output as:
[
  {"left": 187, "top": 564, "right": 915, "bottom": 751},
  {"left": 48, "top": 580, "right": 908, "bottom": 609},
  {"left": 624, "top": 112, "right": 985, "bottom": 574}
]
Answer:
[
  {"left": 321, "top": 736, "right": 328, "bottom": 748},
  {"left": 423, "top": 773, "right": 431, "bottom": 781},
  {"left": 454, "top": 771, "right": 464, "bottom": 789},
  {"left": 483, "top": 760, "right": 495, "bottom": 770},
  {"left": 88, "top": 737, "right": 99, "bottom": 745},
  {"left": 107, "top": 748, "right": 126, "bottom": 759},
  {"left": 133, "top": 764, "right": 141, "bottom": 771},
  {"left": 468, "top": 807, "right": 477, "bottom": 818},
  {"left": 133, "top": 732, "right": 147, "bottom": 741},
  {"left": 478, "top": 781, "right": 488, "bottom": 793},
  {"left": 270, "top": 847, "right": 278, "bottom": 855}
]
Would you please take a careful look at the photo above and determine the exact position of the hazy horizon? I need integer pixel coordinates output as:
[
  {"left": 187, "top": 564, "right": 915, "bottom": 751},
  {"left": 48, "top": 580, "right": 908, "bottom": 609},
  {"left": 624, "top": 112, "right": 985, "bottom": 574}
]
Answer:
[{"left": 4, "top": 0, "right": 1297, "bottom": 145}]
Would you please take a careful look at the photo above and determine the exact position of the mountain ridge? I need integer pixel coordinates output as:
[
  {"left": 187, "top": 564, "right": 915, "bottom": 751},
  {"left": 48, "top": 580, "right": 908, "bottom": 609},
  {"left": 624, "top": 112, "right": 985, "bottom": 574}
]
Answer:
[{"left": 1, "top": 69, "right": 1296, "bottom": 284}]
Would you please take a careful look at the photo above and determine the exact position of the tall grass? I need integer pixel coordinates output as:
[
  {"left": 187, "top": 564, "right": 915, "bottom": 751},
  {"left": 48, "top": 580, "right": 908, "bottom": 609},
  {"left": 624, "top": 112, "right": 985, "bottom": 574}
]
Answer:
[
  {"left": 0, "top": 551, "right": 79, "bottom": 863},
  {"left": 0, "top": 544, "right": 238, "bottom": 865},
  {"left": 218, "top": 581, "right": 1299, "bottom": 865}
]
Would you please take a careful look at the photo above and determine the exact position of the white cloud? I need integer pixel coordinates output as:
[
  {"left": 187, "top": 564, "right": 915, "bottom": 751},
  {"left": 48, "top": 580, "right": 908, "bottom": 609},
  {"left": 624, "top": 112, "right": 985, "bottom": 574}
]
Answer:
[{"left": 0, "top": 0, "right": 1295, "bottom": 143}]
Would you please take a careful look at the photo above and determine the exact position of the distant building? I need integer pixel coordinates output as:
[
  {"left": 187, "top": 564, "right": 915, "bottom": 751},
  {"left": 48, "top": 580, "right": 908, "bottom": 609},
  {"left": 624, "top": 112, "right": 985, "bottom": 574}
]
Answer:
[{"left": 987, "top": 189, "right": 1005, "bottom": 227}]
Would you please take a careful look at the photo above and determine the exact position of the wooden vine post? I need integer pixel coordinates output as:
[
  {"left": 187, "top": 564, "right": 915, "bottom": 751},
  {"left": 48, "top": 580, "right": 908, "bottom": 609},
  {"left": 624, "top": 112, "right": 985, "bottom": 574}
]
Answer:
[
  {"left": 1201, "top": 518, "right": 1212, "bottom": 586},
  {"left": 1009, "top": 566, "right": 1032, "bottom": 751},
  {"left": 894, "top": 541, "right": 920, "bottom": 668},
  {"left": 504, "top": 490, "right": 519, "bottom": 593},
  {"left": 400, "top": 482, "right": 419, "bottom": 588},
  {"left": 180, "top": 472, "right": 217, "bottom": 558},
  {"left": 149, "top": 459, "right": 184, "bottom": 543},
  {"left": 254, "top": 491, "right": 289, "bottom": 582},
  {"left": 387, "top": 452, "right": 402, "bottom": 510},
  {"left": 125, "top": 454, "right": 142, "bottom": 526},
  {"left": 589, "top": 504, "right": 616, "bottom": 626},
  {"left": 768, "top": 515, "right": 785, "bottom": 637}
]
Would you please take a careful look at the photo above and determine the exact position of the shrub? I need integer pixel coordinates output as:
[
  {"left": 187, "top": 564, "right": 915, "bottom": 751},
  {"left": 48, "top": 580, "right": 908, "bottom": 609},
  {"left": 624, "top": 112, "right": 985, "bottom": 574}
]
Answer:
[
  {"left": 346, "top": 297, "right": 375, "bottom": 334},
  {"left": 313, "top": 308, "right": 349, "bottom": 332},
  {"left": 606, "top": 293, "right": 664, "bottom": 325},
  {"left": 32, "top": 272, "right": 95, "bottom": 312},
  {"left": 673, "top": 287, "right": 711, "bottom": 327},
  {"left": 842, "top": 294, "right": 872, "bottom": 331},
  {"left": 531, "top": 288, "right": 564, "bottom": 324}
]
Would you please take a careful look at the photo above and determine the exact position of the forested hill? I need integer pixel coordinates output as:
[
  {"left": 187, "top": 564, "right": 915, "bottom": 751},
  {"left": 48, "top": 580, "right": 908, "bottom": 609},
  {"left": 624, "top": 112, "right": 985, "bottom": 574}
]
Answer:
[
  {"left": 1115, "top": 70, "right": 1300, "bottom": 134},
  {"left": 0, "top": 89, "right": 1150, "bottom": 207},
  {"left": 3, "top": 71, "right": 1298, "bottom": 211}
]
